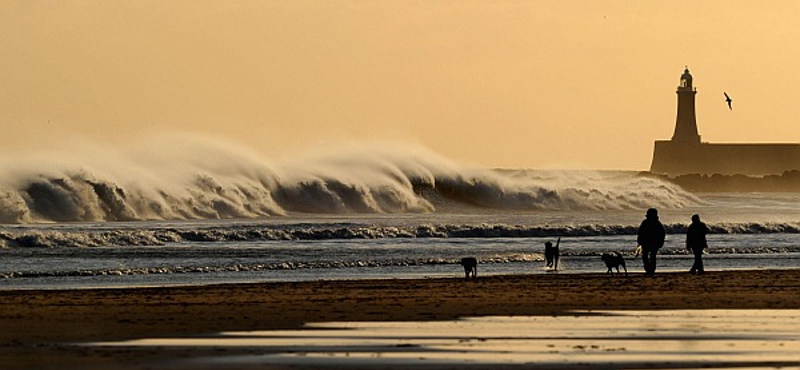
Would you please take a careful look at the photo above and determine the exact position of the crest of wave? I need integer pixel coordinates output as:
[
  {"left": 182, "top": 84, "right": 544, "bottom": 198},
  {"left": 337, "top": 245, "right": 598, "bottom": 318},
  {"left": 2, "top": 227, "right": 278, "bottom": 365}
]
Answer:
[
  {"left": 490, "top": 170, "right": 702, "bottom": 210},
  {"left": 0, "top": 134, "right": 283, "bottom": 223},
  {"left": 0, "top": 135, "right": 699, "bottom": 223}
]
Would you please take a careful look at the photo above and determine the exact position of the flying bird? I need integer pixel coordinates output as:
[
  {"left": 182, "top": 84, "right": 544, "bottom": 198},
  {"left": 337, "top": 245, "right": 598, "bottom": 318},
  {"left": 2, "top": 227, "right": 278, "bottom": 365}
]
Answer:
[{"left": 724, "top": 92, "right": 732, "bottom": 110}]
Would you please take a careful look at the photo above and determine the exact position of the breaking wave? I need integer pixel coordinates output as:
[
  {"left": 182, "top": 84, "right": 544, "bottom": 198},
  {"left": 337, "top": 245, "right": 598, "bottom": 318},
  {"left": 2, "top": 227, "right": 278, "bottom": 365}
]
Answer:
[
  {"left": 2, "top": 244, "right": 797, "bottom": 280},
  {"left": 0, "top": 136, "right": 699, "bottom": 223},
  {"left": 3, "top": 222, "right": 800, "bottom": 249}
]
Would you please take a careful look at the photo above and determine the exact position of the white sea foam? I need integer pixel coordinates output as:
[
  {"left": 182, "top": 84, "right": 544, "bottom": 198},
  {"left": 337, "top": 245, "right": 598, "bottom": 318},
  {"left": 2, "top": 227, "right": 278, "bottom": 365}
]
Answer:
[
  {"left": 4, "top": 221, "right": 800, "bottom": 250},
  {"left": 0, "top": 135, "right": 700, "bottom": 223}
]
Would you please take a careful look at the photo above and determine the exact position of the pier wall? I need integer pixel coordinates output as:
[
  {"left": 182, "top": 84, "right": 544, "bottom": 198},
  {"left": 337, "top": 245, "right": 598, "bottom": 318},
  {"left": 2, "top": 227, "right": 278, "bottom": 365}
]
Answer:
[{"left": 651, "top": 141, "right": 800, "bottom": 176}]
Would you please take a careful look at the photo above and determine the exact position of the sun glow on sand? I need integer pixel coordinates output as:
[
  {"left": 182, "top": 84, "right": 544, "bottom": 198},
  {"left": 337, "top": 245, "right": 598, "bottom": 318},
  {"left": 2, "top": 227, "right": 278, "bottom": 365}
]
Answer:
[{"left": 91, "top": 310, "right": 800, "bottom": 369}]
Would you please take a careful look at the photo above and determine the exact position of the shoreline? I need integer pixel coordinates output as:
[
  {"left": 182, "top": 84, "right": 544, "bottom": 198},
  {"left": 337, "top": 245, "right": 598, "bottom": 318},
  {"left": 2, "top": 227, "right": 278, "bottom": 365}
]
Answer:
[
  {"left": 3, "top": 269, "right": 799, "bottom": 342},
  {"left": 3, "top": 266, "right": 799, "bottom": 292},
  {"left": 2, "top": 269, "right": 799, "bottom": 368}
]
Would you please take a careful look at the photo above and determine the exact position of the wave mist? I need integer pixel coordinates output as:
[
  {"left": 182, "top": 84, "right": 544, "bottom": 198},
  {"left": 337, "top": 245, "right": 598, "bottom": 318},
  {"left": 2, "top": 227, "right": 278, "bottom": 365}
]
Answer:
[{"left": 0, "top": 136, "right": 699, "bottom": 223}]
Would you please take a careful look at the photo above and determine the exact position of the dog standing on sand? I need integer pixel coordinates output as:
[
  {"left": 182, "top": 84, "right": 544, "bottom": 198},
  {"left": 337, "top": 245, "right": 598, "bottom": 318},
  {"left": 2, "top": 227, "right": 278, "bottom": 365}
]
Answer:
[
  {"left": 544, "top": 237, "right": 561, "bottom": 271},
  {"left": 460, "top": 257, "right": 477, "bottom": 279},
  {"left": 601, "top": 252, "right": 627, "bottom": 275}
]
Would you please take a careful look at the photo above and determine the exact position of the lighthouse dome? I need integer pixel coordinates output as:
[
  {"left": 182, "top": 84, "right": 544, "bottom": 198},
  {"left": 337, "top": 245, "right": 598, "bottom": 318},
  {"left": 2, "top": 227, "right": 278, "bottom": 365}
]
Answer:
[
  {"left": 680, "top": 67, "right": 693, "bottom": 88},
  {"left": 681, "top": 68, "right": 692, "bottom": 80}
]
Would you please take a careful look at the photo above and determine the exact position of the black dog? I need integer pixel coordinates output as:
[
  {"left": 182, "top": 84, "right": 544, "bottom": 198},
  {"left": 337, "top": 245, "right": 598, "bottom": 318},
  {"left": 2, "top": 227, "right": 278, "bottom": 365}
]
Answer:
[
  {"left": 601, "top": 252, "right": 627, "bottom": 275},
  {"left": 460, "top": 257, "right": 477, "bottom": 279},
  {"left": 545, "top": 237, "right": 561, "bottom": 270}
]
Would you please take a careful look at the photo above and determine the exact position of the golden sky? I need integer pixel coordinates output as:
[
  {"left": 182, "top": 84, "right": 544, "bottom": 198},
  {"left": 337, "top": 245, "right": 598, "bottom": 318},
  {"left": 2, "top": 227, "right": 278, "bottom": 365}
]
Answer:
[{"left": 2, "top": 1, "right": 800, "bottom": 170}]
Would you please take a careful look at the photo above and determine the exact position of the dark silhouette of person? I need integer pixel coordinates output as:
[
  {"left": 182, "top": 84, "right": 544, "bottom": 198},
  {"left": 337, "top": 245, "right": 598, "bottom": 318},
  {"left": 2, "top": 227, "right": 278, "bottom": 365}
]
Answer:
[
  {"left": 637, "top": 208, "right": 666, "bottom": 275},
  {"left": 686, "top": 214, "right": 708, "bottom": 274},
  {"left": 544, "top": 237, "right": 560, "bottom": 270}
]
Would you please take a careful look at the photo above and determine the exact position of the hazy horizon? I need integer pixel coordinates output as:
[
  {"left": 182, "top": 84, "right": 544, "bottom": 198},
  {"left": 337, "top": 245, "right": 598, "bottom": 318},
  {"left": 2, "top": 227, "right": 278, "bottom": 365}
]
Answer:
[{"left": 3, "top": 1, "right": 800, "bottom": 170}]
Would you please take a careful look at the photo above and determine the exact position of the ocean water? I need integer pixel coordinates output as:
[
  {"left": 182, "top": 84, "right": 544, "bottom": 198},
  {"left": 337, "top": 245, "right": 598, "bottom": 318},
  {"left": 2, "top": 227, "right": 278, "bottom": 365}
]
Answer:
[
  {"left": 2, "top": 147, "right": 800, "bottom": 289},
  {"left": 2, "top": 186, "right": 800, "bottom": 289}
]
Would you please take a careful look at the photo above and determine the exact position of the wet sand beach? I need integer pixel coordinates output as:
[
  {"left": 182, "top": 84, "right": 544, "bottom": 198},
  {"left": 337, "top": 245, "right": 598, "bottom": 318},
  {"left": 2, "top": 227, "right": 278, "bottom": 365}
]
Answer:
[{"left": 2, "top": 269, "right": 799, "bottom": 369}]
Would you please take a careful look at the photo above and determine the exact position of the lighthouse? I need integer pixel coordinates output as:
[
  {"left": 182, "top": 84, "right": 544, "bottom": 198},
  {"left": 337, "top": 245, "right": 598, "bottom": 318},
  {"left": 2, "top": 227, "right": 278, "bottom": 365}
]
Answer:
[
  {"left": 650, "top": 68, "right": 800, "bottom": 176},
  {"left": 671, "top": 68, "right": 701, "bottom": 144}
]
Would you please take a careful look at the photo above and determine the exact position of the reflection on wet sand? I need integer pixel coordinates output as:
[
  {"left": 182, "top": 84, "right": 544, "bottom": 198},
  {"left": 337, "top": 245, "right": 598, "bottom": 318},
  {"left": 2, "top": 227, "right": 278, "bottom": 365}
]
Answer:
[{"left": 91, "top": 310, "right": 800, "bottom": 369}]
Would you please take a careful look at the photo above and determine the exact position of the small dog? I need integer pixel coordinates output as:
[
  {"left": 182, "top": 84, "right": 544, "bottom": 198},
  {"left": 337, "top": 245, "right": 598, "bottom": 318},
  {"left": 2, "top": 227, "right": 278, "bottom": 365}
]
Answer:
[
  {"left": 459, "top": 257, "right": 477, "bottom": 279},
  {"left": 601, "top": 252, "right": 627, "bottom": 275},
  {"left": 545, "top": 237, "right": 561, "bottom": 270}
]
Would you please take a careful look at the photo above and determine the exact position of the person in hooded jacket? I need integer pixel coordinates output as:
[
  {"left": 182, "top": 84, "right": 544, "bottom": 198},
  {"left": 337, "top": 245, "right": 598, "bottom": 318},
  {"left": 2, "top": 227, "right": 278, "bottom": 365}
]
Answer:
[
  {"left": 637, "top": 208, "right": 666, "bottom": 275},
  {"left": 686, "top": 214, "right": 708, "bottom": 274}
]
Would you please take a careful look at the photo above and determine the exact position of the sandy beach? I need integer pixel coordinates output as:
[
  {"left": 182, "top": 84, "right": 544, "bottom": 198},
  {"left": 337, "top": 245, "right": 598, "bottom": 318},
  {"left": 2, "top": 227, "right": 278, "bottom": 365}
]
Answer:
[{"left": 2, "top": 269, "right": 799, "bottom": 369}]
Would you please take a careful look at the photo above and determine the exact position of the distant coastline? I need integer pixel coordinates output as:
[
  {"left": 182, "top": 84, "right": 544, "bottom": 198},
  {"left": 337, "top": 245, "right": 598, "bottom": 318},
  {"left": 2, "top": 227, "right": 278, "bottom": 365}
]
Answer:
[{"left": 642, "top": 170, "right": 800, "bottom": 192}]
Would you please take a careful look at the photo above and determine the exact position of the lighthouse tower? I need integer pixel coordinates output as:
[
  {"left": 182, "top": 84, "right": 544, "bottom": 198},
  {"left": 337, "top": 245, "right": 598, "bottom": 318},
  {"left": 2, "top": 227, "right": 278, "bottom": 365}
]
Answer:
[
  {"left": 650, "top": 67, "right": 706, "bottom": 174},
  {"left": 651, "top": 67, "right": 800, "bottom": 176},
  {"left": 671, "top": 67, "right": 701, "bottom": 144}
]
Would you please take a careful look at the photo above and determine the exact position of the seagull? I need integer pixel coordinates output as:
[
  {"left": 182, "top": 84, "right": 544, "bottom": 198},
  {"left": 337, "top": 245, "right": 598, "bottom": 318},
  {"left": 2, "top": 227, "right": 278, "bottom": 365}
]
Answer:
[{"left": 724, "top": 92, "right": 732, "bottom": 110}]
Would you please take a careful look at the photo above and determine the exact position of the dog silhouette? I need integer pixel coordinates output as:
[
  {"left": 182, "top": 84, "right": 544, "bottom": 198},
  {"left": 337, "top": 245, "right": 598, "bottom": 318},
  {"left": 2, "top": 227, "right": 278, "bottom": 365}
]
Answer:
[
  {"left": 545, "top": 237, "right": 561, "bottom": 270},
  {"left": 601, "top": 252, "right": 627, "bottom": 275},
  {"left": 459, "top": 257, "right": 477, "bottom": 279}
]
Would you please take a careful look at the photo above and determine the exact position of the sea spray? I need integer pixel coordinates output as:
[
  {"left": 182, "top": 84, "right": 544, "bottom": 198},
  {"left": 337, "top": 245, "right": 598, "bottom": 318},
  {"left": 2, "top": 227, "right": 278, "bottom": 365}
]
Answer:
[
  {"left": 0, "top": 137, "right": 700, "bottom": 223},
  {"left": 5, "top": 221, "right": 800, "bottom": 249}
]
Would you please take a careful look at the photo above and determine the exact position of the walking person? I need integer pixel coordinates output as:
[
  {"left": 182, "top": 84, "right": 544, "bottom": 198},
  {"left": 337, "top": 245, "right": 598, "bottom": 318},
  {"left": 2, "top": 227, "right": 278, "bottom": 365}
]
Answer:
[
  {"left": 637, "top": 208, "right": 665, "bottom": 275},
  {"left": 686, "top": 214, "right": 708, "bottom": 274}
]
